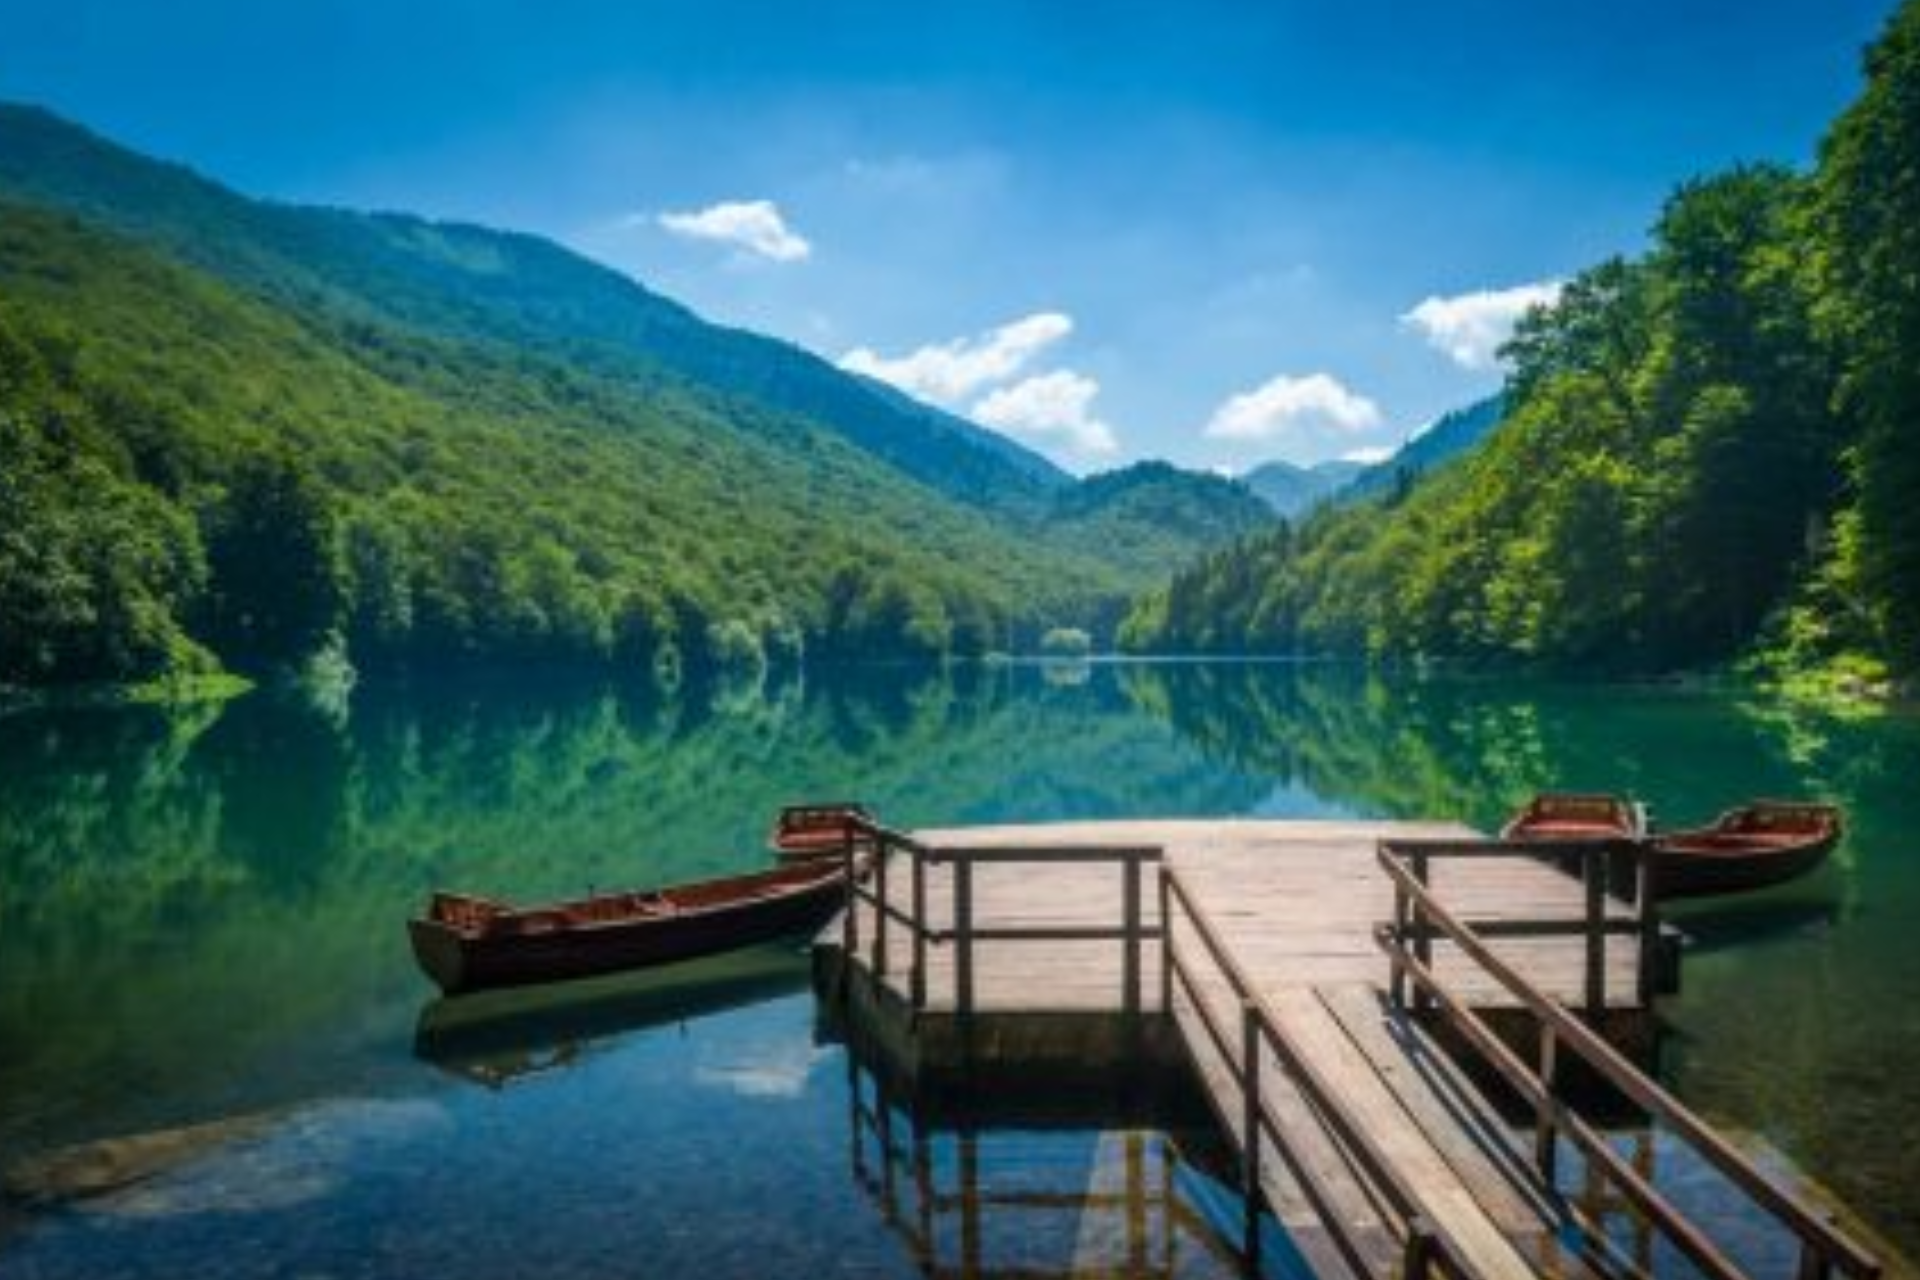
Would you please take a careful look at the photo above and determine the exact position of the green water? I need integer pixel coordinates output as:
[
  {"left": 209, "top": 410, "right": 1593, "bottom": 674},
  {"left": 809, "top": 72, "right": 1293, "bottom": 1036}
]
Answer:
[{"left": 0, "top": 661, "right": 1916, "bottom": 1276}]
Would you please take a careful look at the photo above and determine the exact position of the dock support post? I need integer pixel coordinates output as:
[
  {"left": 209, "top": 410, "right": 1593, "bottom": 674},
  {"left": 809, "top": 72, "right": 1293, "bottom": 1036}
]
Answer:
[
  {"left": 959, "top": 1130, "right": 982, "bottom": 1275},
  {"left": 1157, "top": 866, "right": 1173, "bottom": 1017},
  {"left": 1405, "top": 1218, "right": 1437, "bottom": 1280},
  {"left": 912, "top": 1127, "right": 935, "bottom": 1270},
  {"left": 873, "top": 836, "right": 889, "bottom": 979},
  {"left": 1585, "top": 850, "right": 1606, "bottom": 1016},
  {"left": 1125, "top": 1132, "right": 1148, "bottom": 1275}
]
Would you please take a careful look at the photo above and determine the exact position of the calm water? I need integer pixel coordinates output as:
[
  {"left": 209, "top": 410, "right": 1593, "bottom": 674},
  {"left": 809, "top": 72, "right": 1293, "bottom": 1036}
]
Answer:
[{"left": 1, "top": 662, "right": 1916, "bottom": 1276}]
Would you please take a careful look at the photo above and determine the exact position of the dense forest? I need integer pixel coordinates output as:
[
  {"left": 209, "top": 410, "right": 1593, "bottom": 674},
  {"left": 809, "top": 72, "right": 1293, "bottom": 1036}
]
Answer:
[
  {"left": 0, "top": 111, "right": 1271, "bottom": 694},
  {"left": 1124, "top": 0, "right": 1920, "bottom": 693}
]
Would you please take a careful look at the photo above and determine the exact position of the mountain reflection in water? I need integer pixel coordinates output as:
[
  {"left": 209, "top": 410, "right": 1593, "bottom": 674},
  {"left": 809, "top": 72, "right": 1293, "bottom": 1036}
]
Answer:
[{"left": 1, "top": 661, "right": 1916, "bottom": 1273}]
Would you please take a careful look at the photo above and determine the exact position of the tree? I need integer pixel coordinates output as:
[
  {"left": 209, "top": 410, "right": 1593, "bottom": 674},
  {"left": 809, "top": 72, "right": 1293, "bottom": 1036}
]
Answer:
[
  {"left": 1816, "top": 0, "right": 1920, "bottom": 668},
  {"left": 199, "top": 450, "right": 345, "bottom": 672}
]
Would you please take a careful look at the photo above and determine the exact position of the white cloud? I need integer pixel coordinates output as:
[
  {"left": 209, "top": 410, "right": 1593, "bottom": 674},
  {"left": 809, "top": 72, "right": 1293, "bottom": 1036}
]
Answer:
[
  {"left": 1203, "top": 373, "right": 1383, "bottom": 444},
  {"left": 838, "top": 313, "right": 1072, "bottom": 406},
  {"left": 1400, "top": 280, "right": 1563, "bottom": 370},
  {"left": 656, "top": 199, "right": 812, "bottom": 262},
  {"left": 1340, "top": 445, "right": 1396, "bottom": 465},
  {"left": 972, "top": 370, "right": 1119, "bottom": 461}
]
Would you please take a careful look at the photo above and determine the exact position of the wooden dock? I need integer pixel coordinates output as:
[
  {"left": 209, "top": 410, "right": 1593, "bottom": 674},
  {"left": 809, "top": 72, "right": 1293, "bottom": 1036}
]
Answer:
[{"left": 813, "top": 819, "right": 1881, "bottom": 1280}]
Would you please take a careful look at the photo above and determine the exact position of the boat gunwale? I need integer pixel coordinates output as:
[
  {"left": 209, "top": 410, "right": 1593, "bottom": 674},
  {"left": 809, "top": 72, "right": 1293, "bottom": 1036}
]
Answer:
[{"left": 415, "top": 860, "right": 847, "bottom": 942}]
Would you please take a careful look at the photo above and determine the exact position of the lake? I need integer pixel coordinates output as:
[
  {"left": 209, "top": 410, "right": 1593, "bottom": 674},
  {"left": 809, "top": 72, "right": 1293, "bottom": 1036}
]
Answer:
[{"left": 1, "top": 661, "right": 1916, "bottom": 1277}]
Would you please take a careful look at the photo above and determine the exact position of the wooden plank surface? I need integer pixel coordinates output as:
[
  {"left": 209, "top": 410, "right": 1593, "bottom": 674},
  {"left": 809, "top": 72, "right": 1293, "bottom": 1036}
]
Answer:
[
  {"left": 833, "top": 820, "right": 1643, "bottom": 1016},
  {"left": 821, "top": 819, "right": 1654, "bottom": 1280}
]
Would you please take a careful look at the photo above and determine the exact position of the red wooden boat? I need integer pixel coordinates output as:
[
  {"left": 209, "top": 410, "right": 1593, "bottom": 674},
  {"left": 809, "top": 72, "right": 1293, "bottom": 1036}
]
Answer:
[
  {"left": 768, "top": 801, "right": 872, "bottom": 862},
  {"left": 409, "top": 860, "right": 848, "bottom": 995},
  {"left": 1500, "top": 792, "right": 1647, "bottom": 842},
  {"left": 1651, "top": 801, "right": 1842, "bottom": 900}
]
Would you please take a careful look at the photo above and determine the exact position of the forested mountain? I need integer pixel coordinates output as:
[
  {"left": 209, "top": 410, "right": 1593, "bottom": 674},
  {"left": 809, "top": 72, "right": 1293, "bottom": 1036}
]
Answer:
[
  {"left": 1241, "top": 459, "right": 1364, "bottom": 517},
  {"left": 1240, "top": 398, "right": 1501, "bottom": 518},
  {"left": 0, "top": 112, "right": 1269, "bottom": 693},
  {"left": 1340, "top": 396, "right": 1505, "bottom": 503},
  {"left": 0, "top": 104, "right": 1067, "bottom": 515},
  {"left": 1050, "top": 462, "right": 1271, "bottom": 557},
  {"left": 1124, "top": 0, "right": 1920, "bottom": 690}
]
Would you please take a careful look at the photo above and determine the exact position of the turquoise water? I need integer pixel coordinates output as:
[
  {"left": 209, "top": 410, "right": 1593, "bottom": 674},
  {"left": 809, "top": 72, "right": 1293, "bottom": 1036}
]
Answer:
[{"left": 0, "top": 662, "right": 1915, "bottom": 1275}]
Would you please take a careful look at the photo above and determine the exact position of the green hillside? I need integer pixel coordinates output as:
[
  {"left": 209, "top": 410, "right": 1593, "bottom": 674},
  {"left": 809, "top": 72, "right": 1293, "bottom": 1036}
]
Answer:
[
  {"left": 0, "top": 111, "right": 1275, "bottom": 694},
  {"left": 1123, "top": 0, "right": 1920, "bottom": 693},
  {"left": 0, "top": 103, "right": 1066, "bottom": 515},
  {"left": 1339, "top": 396, "right": 1505, "bottom": 504},
  {"left": 0, "top": 202, "right": 1237, "bottom": 691}
]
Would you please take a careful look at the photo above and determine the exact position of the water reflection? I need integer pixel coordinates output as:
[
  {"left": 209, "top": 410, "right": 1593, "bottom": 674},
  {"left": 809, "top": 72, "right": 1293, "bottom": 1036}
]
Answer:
[
  {"left": 843, "top": 1045, "right": 1259, "bottom": 1279},
  {"left": 1, "top": 661, "right": 1917, "bottom": 1269},
  {"left": 414, "top": 944, "right": 814, "bottom": 1089}
]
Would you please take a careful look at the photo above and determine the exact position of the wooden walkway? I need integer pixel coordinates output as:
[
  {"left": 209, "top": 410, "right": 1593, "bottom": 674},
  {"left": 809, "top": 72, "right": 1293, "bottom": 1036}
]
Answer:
[
  {"left": 814, "top": 819, "right": 1881, "bottom": 1280},
  {"left": 829, "top": 821, "right": 1648, "bottom": 1032}
]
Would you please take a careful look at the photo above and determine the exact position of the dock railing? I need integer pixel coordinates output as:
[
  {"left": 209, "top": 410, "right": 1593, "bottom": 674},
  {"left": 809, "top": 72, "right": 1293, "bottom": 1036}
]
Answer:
[
  {"left": 1380, "top": 835, "right": 1663, "bottom": 1014},
  {"left": 1162, "top": 864, "right": 1492, "bottom": 1280},
  {"left": 1376, "top": 838, "right": 1881, "bottom": 1280},
  {"left": 841, "top": 819, "right": 1163, "bottom": 1021}
]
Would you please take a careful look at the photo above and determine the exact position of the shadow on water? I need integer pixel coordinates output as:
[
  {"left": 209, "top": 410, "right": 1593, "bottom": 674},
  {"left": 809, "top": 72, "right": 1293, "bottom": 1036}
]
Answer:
[{"left": 837, "top": 1028, "right": 1270, "bottom": 1280}]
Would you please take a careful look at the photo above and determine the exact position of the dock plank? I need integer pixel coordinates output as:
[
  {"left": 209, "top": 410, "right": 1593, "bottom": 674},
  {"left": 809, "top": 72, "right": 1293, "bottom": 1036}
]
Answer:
[{"left": 818, "top": 818, "right": 1659, "bottom": 1280}]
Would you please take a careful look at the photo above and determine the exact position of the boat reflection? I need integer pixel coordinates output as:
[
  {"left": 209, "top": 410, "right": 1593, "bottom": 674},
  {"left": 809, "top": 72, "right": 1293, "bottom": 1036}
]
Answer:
[
  {"left": 1665, "top": 897, "right": 1839, "bottom": 956},
  {"left": 412, "top": 942, "right": 812, "bottom": 1088}
]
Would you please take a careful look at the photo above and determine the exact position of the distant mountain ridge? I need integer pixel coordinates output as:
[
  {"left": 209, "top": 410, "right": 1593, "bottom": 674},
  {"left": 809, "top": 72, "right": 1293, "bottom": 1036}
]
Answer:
[
  {"left": 1342, "top": 395, "right": 1506, "bottom": 502},
  {"left": 1241, "top": 458, "right": 1366, "bottom": 518},
  {"left": 1239, "top": 395, "right": 1506, "bottom": 518}
]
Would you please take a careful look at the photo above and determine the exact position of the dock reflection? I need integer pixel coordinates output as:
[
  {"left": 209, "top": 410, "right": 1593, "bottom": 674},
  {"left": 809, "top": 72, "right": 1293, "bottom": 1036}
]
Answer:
[{"left": 843, "top": 1049, "right": 1267, "bottom": 1279}]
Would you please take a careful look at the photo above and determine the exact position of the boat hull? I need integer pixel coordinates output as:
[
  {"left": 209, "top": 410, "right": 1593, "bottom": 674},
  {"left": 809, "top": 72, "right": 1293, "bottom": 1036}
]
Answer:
[
  {"left": 1651, "top": 832, "right": 1839, "bottom": 899},
  {"left": 1499, "top": 792, "right": 1647, "bottom": 843},
  {"left": 1650, "top": 801, "right": 1842, "bottom": 900},
  {"left": 409, "top": 872, "right": 846, "bottom": 996}
]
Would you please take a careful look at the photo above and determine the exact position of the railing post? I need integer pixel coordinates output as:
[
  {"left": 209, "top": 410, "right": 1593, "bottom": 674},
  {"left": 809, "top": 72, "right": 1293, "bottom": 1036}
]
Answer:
[
  {"left": 1585, "top": 848, "right": 1606, "bottom": 1016},
  {"left": 1241, "top": 998, "right": 1263, "bottom": 1267},
  {"left": 1536, "top": 1023, "right": 1559, "bottom": 1180},
  {"left": 1158, "top": 866, "right": 1173, "bottom": 1016},
  {"left": 910, "top": 840, "right": 928, "bottom": 1010},
  {"left": 873, "top": 833, "right": 890, "bottom": 979},
  {"left": 954, "top": 853, "right": 975, "bottom": 1023},
  {"left": 1797, "top": 1241, "right": 1832, "bottom": 1280},
  {"left": 1412, "top": 848, "right": 1433, "bottom": 1014},
  {"left": 1390, "top": 866, "right": 1410, "bottom": 1010},
  {"left": 843, "top": 836, "right": 859, "bottom": 957},
  {"left": 1405, "top": 1217, "right": 1437, "bottom": 1280},
  {"left": 1123, "top": 852, "right": 1142, "bottom": 1022}
]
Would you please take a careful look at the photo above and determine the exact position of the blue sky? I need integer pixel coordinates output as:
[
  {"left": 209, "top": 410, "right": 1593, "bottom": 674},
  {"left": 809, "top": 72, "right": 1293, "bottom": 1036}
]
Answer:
[{"left": 0, "top": 0, "right": 1896, "bottom": 472}]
